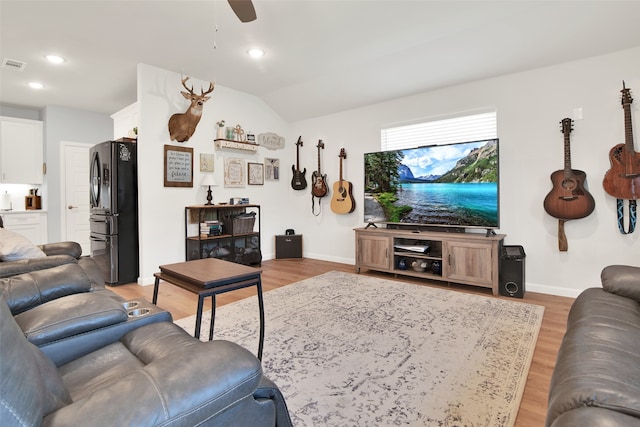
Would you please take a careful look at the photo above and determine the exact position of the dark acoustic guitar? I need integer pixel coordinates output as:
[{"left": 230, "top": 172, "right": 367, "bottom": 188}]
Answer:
[
  {"left": 330, "top": 148, "right": 356, "bottom": 214},
  {"left": 544, "top": 118, "right": 595, "bottom": 250},
  {"left": 311, "top": 140, "right": 328, "bottom": 198},
  {"left": 291, "top": 136, "right": 307, "bottom": 190},
  {"left": 603, "top": 82, "right": 640, "bottom": 200},
  {"left": 544, "top": 118, "right": 595, "bottom": 220}
]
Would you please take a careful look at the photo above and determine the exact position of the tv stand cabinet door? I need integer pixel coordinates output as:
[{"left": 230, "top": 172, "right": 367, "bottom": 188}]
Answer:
[
  {"left": 356, "top": 232, "right": 391, "bottom": 272},
  {"left": 444, "top": 240, "right": 496, "bottom": 291}
]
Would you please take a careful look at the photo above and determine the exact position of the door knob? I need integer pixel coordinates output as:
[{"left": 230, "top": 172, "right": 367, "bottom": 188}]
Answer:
[{"left": 68, "top": 205, "right": 78, "bottom": 210}]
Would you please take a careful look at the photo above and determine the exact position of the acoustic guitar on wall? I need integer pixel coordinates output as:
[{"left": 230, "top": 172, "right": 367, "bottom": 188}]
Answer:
[
  {"left": 330, "top": 148, "right": 356, "bottom": 214},
  {"left": 311, "top": 140, "right": 328, "bottom": 198},
  {"left": 543, "top": 118, "right": 595, "bottom": 250},
  {"left": 603, "top": 82, "right": 640, "bottom": 201},
  {"left": 291, "top": 136, "right": 307, "bottom": 190}
]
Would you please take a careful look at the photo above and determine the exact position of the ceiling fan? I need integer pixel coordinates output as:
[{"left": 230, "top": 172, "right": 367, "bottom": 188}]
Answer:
[{"left": 228, "top": 0, "right": 257, "bottom": 23}]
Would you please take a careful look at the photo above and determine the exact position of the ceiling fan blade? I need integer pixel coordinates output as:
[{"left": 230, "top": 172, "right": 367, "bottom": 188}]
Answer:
[{"left": 228, "top": 0, "right": 257, "bottom": 23}]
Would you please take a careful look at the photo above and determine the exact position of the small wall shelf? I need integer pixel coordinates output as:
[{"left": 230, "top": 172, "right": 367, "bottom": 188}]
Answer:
[{"left": 214, "top": 139, "right": 259, "bottom": 153}]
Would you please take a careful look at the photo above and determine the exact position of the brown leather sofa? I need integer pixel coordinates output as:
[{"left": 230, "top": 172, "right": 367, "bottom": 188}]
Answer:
[{"left": 546, "top": 265, "right": 640, "bottom": 427}]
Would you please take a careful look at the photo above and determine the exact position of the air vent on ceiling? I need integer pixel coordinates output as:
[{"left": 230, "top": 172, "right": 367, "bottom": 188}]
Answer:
[{"left": 2, "top": 58, "right": 27, "bottom": 71}]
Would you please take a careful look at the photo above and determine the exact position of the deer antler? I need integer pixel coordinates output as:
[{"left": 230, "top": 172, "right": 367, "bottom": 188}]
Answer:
[
  {"left": 201, "top": 81, "right": 215, "bottom": 96},
  {"left": 181, "top": 76, "right": 194, "bottom": 94}
]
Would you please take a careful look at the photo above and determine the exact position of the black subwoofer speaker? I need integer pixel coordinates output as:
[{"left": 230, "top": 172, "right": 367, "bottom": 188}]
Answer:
[{"left": 499, "top": 245, "right": 526, "bottom": 298}]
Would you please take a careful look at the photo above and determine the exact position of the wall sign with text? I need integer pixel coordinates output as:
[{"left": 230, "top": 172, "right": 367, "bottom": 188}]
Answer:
[{"left": 164, "top": 145, "right": 193, "bottom": 187}]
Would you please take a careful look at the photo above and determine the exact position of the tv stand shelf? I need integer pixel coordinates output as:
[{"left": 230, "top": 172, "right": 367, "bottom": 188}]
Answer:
[{"left": 355, "top": 227, "right": 505, "bottom": 295}]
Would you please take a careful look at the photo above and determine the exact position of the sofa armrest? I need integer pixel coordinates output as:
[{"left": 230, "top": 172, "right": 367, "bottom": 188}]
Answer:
[
  {"left": 0, "top": 263, "right": 91, "bottom": 314},
  {"left": 550, "top": 407, "right": 640, "bottom": 427},
  {"left": 0, "top": 255, "right": 77, "bottom": 279},
  {"left": 37, "top": 242, "right": 82, "bottom": 259},
  {"left": 601, "top": 265, "right": 640, "bottom": 302},
  {"left": 77, "top": 256, "right": 106, "bottom": 290},
  {"left": 255, "top": 376, "right": 294, "bottom": 427},
  {"left": 40, "top": 299, "right": 170, "bottom": 366},
  {"left": 44, "top": 330, "right": 268, "bottom": 426},
  {"left": 14, "top": 292, "right": 128, "bottom": 346}
]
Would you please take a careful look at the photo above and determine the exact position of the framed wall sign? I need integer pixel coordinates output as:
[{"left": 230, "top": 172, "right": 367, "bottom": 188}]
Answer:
[
  {"left": 248, "top": 162, "right": 264, "bottom": 185},
  {"left": 264, "top": 158, "right": 280, "bottom": 180},
  {"left": 164, "top": 145, "right": 193, "bottom": 187},
  {"left": 199, "top": 153, "right": 215, "bottom": 172},
  {"left": 224, "top": 157, "right": 245, "bottom": 188}
]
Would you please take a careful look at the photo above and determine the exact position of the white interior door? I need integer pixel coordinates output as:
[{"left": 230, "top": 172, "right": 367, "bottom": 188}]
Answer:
[{"left": 62, "top": 142, "right": 91, "bottom": 255}]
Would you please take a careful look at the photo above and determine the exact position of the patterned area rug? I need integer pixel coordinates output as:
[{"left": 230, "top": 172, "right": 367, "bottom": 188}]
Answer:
[{"left": 174, "top": 271, "right": 544, "bottom": 426}]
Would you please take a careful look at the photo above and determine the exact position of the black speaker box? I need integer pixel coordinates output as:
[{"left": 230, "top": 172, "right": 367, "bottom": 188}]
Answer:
[
  {"left": 499, "top": 245, "right": 525, "bottom": 298},
  {"left": 275, "top": 234, "right": 303, "bottom": 259}
]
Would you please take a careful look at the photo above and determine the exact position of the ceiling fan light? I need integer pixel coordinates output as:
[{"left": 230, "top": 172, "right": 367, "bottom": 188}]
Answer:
[
  {"left": 45, "top": 54, "right": 65, "bottom": 64},
  {"left": 247, "top": 48, "right": 265, "bottom": 58}
]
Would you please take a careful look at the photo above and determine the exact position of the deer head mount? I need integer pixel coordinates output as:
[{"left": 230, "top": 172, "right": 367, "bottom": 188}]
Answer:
[{"left": 168, "top": 76, "right": 215, "bottom": 143}]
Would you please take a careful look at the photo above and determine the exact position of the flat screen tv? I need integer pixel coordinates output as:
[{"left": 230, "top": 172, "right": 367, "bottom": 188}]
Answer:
[{"left": 364, "top": 139, "right": 499, "bottom": 230}]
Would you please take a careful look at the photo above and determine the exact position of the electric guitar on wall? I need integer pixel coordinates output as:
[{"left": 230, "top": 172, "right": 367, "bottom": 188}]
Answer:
[
  {"left": 603, "top": 82, "right": 640, "bottom": 200},
  {"left": 330, "top": 148, "right": 356, "bottom": 214},
  {"left": 311, "top": 140, "right": 328, "bottom": 198},
  {"left": 543, "top": 118, "right": 595, "bottom": 221},
  {"left": 291, "top": 136, "right": 307, "bottom": 190}
]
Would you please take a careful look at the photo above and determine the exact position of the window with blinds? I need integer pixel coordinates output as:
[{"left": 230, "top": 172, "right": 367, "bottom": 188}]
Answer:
[{"left": 381, "top": 111, "right": 497, "bottom": 151}]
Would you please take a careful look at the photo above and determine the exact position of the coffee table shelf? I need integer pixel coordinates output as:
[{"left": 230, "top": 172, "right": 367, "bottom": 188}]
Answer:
[{"left": 153, "top": 258, "right": 264, "bottom": 360}]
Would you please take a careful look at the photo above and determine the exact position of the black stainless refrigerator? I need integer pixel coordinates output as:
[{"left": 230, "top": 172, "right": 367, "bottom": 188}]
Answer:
[{"left": 89, "top": 139, "right": 138, "bottom": 285}]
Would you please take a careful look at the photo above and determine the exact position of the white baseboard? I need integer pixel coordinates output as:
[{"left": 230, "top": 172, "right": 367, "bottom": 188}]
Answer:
[{"left": 525, "top": 282, "right": 583, "bottom": 298}]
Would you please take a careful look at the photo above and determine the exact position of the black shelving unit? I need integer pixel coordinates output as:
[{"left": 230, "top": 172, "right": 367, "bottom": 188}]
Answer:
[{"left": 185, "top": 204, "right": 261, "bottom": 266}]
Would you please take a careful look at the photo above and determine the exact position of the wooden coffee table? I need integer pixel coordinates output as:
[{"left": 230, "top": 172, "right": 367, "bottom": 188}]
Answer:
[{"left": 152, "top": 258, "right": 264, "bottom": 360}]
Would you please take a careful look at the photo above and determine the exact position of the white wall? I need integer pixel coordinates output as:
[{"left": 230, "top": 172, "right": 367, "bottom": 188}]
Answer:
[
  {"left": 40, "top": 106, "right": 112, "bottom": 242},
  {"left": 287, "top": 46, "right": 640, "bottom": 297},
  {"left": 136, "top": 64, "right": 291, "bottom": 284}
]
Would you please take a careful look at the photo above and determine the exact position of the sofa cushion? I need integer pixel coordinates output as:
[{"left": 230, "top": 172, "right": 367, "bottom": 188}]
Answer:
[
  {"left": 0, "top": 294, "right": 71, "bottom": 424},
  {"left": 15, "top": 292, "right": 128, "bottom": 346},
  {"left": 602, "top": 264, "right": 640, "bottom": 302},
  {"left": 49, "top": 322, "right": 265, "bottom": 426},
  {"left": 547, "top": 288, "right": 640, "bottom": 425},
  {"left": 0, "top": 263, "right": 92, "bottom": 315},
  {"left": 0, "top": 254, "right": 77, "bottom": 279},
  {"left": 38, "top": 241, "right": 82, "bottom": 259},
  {"left": 0, "top": 227, "right": 46, "bottom": 261}
]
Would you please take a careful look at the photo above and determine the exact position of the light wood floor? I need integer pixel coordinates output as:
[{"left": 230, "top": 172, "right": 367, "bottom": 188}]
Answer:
[{"left": 110, "top": 258, "right": 574, "bottom": 427}]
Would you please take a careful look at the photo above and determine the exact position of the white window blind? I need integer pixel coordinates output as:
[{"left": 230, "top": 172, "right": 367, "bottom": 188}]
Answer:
[{"left": 381, "top": 111, "right": 497, "bottom": 151}]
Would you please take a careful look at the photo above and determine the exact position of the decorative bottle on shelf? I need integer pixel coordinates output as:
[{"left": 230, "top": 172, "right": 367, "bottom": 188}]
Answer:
[{"left": 398, "top": 257, "right": 407, "bottom": 270}]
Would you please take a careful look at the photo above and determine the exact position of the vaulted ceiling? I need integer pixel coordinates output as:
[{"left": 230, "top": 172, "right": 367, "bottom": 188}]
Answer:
[{"left": 1, "top": 1, "right": 640, "bottom": 122}]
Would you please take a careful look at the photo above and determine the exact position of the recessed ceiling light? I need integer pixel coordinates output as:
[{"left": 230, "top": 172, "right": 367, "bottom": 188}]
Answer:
[
  {"left": 45, "top": 54, "right": 65, "bottom": 64},
  {"left": 28, "top": 82, "right": 44, "bottom": 89},
  {"left": 247, "top": 48, "right": 265, "bottom": 58}
]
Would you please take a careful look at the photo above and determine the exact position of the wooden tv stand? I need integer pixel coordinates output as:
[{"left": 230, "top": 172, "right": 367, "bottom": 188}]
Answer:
[{"left": 354, "top": 227, "right": 505, "bottom": 295}]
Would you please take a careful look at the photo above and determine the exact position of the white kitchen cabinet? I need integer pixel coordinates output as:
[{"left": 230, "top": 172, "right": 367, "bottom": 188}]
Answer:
[
  {"left": 111, "top": 102, "right": 139, "bottom": 140},
  {"left": 1, "top": 211, "right": 48, "bottom": 245},
  {"left": 0, "top": 117, "right": 44, "bottom": 184}
]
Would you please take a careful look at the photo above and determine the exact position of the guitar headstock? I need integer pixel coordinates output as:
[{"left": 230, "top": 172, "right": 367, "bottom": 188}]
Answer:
[
  {"left": 560, "top": 118, "right": 573, "bottom": 134},
  {"left": 621, "top": 81, "right": 633, "bottom": 106},
  {"left": 317, "top": 140, "right": 324, "bottom": 149},
  {"left": 296, "top": 136, "right": 303, "bottom": 147},
  {"left": 339, "top": 148, "right": 347, "bottom": 159}
]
